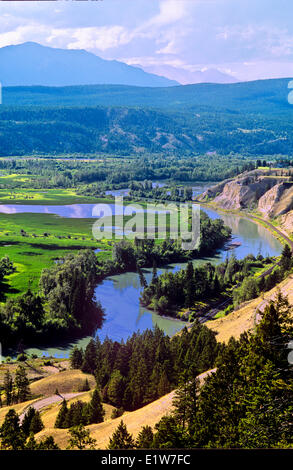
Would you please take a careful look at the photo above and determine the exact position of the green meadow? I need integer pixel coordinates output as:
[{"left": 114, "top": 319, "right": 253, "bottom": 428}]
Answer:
[
  {"left": 0, "top": 212, "right": 112, "bottom": 300},
  {"left": 0, "top": 187, "right": 114, "bottom": 205}
]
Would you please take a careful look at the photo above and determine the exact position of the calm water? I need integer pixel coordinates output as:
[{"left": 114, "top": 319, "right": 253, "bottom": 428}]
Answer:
[
  {"left": 95, "top": 181, "right": 214, "bottom": 199},
  {"left": 2, "top": 200, "right": 281, "bottom": 358}
]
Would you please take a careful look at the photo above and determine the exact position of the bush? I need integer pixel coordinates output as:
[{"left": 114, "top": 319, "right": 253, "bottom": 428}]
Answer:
[
  {"left": 78, "top": 378, "right": 90, "bottom": 392},
  {"left": 43, "top": 360, "right": 53, "bottom": 366},
  {"left": 111, "top": 407, "right": 124, "bottom": 419},
  {"left": 17, "top": 353, "right": 27, "bottom": 362}
]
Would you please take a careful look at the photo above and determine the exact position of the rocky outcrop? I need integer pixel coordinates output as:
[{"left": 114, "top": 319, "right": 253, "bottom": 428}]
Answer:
[
  {"left": 211, "top": 176, "right": 275, "bottom": 210},
  {"left": 199, "top": 179, "right": 233, "bottom": 201},
  {"left": 258, "top": 183, "right": 287, "bottom": 218},
  {"left": 200, "top": 169, "right": 293, "bottom": 223},
  {"left": 280, "top": 210, "right": 293, "bottom": 234},
  {"left": 213, "top": 180, "right": 254, "bottom": 210}
]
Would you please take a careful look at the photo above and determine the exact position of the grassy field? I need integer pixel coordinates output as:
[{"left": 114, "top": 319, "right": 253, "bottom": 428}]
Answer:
[
  {"left": 0, "top": 356, "right": 69, "bottom": 383},
  {"left": 0, "top": 187, "right": 114, "bottom": 205},
  {"left": 39, "top": 392, "right": 115, "bottom": 430},
  {"left": 30, "top": 369, "right": 96, "bottom": 397},
  {"left": 0, "top": 212, "right": 112, "bottom": 298},
  {"left": 33, "top": 369, "right": 214, "bottom": 449}
]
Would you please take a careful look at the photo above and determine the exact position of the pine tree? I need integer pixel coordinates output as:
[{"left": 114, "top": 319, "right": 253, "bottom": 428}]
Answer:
[
  {"left": 81, "top": 339, "right": 97, "bottom": 374},
  {"left": 67, "top": 424, "right": 97, "bottom": 450},
  {"left": 0, "top": 409, "right": 26, "bottom": 450},
  {"left": 87, "top": 388, "right": 105, "bottom": 424},
  {"left": 55, "top": 399, "right": 68, "bottom": 429},
  {"left": 136, "top": 425, "right": 154, "bottom": 449},
  {"left": 108, "top": 420, "right": 135, "bottom": 449},
  {"left": 3, "top": 370, "right": 13, "bottom": 406},
  {"left": 107, "top": 370, "right": 125, "bottom": 408},
  {"left": 129, "top": 357, "right": 148, "bottom": 409},
  {"left": 172, "top": 371, "right": 199, "bottom": 432},
  {"left": 37, "top": 436, "right": 60, "bottom": 450},
  {"left": 70, "top": 346, "right": 84, "bottom": 369},
  {"left": 157, "top": 370, "right": 171, "bottom": 397},
  {"left": 69, "top": 401, "right": 86, "bottom": 427},
  {"left": 25, "top": 433, "right": 39, "bottom": 450},
  {"left": 152, "top": 416, "right": 186, "bottom": 449},
  {"left": 280, "top": 244, "right": 292, "bottom": 272},
  {"left": 22, "top": 406, "right": 36, "bottom": 436},
  {"left": 151, "top": 260, "right": 158, "bottom": 284},
  {"left": 137, "top": 265, "right": 148, "bottom": 289},
  {"left": 15, "top": 365, "right": 30, "bottom": 403},
  {"left": 30, "top": 411, "right": 44, "bottom": 434}
]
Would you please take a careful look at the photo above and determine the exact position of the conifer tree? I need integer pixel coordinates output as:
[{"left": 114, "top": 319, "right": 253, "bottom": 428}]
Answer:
[
  {"left": 15, "top": 365, "right": 30, "bottom": 403},
  {"left": 108, "top": 420, "right": 135, "bottom": 449},
  {"left": 137, "top": 265, "right": 148, "bottom": 289},
  {"left": 0, "top": 409, "right": 26, "bottom": 450},
  {"left": 55, "top": 399, "right": 68, "bottom": 429},
  {"left": 81, "top": 339, "right": 97, "bottom": 374},
  {"left": 107, "top": 370, "right": 125, "bottom": 408},
  {"left": 70, "top": 346, "right": 84, "bottom": 369},
  {"left": 67, "top": 424, "right": 97, "bottom": 450},
  {"left": 25, "top": 433, "right": 59, "bottom": 450},
  {"left": 136, "top": 425, "right": 154, "bottom": 449},
  {"left": 38, "top": 436, "right": 60, "bottom": 450},
  {"left": 280, "top": 244, "right": 292, "bottom": 271},
  {"left": 3, "top": 370, "right": 13, "bottom": 406},
  {"left": 22, "top": 406, "right": 37, "bottom": 436},
  {"left": 157, "top": 370, "right": 171, "bottom": 397},
  {"left": 151, "top": 260, "right": 158, "bottom": 284},
  {"left": 172, "top": 370, "right": 199, "bottom": 432},
  {"left": 30, "top": 411, "right": 44, "bottom": 434},
  {"left": 87, "top": 388, "right": 105, "bottom": 424},
  {"left": 152, "top": 416, "right": 187, "bottom": 449}
]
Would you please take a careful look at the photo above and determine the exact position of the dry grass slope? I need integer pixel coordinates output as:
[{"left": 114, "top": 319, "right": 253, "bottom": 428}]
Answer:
[
  {"left": 40, "top": 391, "right": 115, "bottom": 429},
  {"left": 30, "top": 369, "right": 96, "bottom": 397},
  {"left": 36, "top": 389, "right": 176, "bottom": 449},
  {"left": 206, "top": 274, "right": 293, "bottom": 343},
  {"left": 34, "top": 369, "right": 215, "bottom": 450}
]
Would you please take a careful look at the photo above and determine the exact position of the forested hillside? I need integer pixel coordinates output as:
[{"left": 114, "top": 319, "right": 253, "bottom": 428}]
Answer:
[
  {"left": 3, "top": 78, "right": 293, "bottom": 112},
  {"left": 1, "top": 101, "right": 293, "bottom": 156}
]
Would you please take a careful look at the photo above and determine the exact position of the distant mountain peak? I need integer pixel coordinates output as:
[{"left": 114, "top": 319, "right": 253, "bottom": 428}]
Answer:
[
  {"left": 0, "top": 42, "right": 178, "bottom": 87},
  {"left": 137, "top": 63, "right": 239, "bottom": 85}
]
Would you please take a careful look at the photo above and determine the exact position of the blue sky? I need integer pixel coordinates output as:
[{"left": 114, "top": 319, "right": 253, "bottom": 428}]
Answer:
[{"left": 0, "top": 0, "right": 293, "bottom": 83}]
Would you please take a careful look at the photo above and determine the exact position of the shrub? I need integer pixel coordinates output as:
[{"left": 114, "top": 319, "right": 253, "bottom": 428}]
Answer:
[
  {"left": 16, "top": 353, "right": 27, "bottom": 362},
  {"left": 111, "top": 407, "right": 124, "bottom": 419}
]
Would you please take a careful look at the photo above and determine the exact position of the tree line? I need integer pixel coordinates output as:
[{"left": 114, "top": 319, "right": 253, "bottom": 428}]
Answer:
[
  {"left": 140, "top": 245, "right": 293, "bottom": 318},
  {"left": 1, "top": 291, "right": 293, "bottom": 449},
  {"left": 0, "top": 250, "right": 104, "bottom": 348},
  {"left": 70, "top": 321, "right": 221, "bottom": 413}
]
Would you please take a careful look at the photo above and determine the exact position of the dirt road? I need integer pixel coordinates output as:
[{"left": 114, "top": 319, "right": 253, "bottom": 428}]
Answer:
[{"left": 19, "top": 392, "right": 83, "bottom": 423}]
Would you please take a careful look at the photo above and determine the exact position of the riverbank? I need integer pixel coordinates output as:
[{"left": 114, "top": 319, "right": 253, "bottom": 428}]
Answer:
[
  {"left": 206, "top": 273, "right": 293, "bottom": 343},
  {"left": 196, "top": 200, "right": 293, "bottom": 248},
  {"left": 0, "top": 202, "right": 283, "bottom": 358}
]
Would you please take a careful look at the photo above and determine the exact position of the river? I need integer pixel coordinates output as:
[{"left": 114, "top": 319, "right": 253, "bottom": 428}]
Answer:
[{"left": 11, "top": 200, "right": 281, "bottom": 359}]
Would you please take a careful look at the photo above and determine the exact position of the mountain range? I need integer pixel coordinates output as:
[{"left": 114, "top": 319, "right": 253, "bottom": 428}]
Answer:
[
  {"left": 0, "top": 42, "right": 178, "bottom": 87},
  {"left": 3, "top": 78, "right": 293, "bottom": 114},
  {"left": 1, "top": 78, "right": 293, "bottom": 157},
  {"left": 135, "top": 64, "right": 238, "bottom": 85}
]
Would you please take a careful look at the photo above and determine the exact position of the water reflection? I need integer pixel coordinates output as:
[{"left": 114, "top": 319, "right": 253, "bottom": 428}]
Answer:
[{"left": 7, "top": 201, "right": 283, "bottom": 359}]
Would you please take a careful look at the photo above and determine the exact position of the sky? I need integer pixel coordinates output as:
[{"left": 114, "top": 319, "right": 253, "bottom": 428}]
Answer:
[{"left": 0, "top": 0, "right": 293, "bottom": 83}]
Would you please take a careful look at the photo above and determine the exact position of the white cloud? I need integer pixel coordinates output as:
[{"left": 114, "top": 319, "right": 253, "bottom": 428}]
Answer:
[
  {"left": 1, "top": 0, "right": 293, "bottom": 82},
  {"left": 47, "top": 26, "right": 134, "bottom": 52},
  {"left": 145, "top": 0, "right": 188, "bottom": 27}
]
